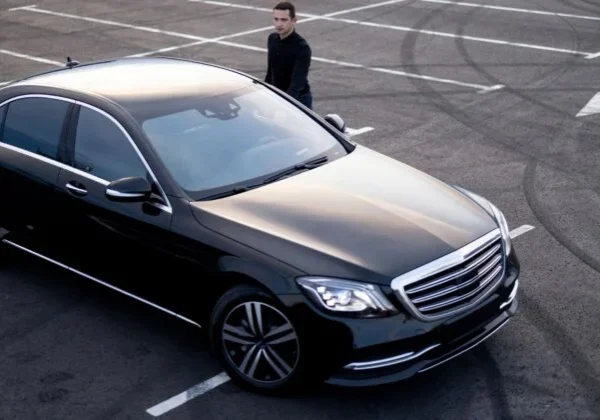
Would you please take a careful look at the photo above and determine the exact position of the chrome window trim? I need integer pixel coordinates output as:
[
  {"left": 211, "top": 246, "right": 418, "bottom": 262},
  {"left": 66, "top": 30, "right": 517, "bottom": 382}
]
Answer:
[
  {"left": 0, "top": 94, "right": 172, "bottom": 214},
  {"left": 2, "top": 239, "right": 201, "bottom": 328},
  {"left": 74, "top": 100, "right": 172, "bottom": 213},
  {"left": 390, "top": 229, "right": 504, "bottom": 322}
]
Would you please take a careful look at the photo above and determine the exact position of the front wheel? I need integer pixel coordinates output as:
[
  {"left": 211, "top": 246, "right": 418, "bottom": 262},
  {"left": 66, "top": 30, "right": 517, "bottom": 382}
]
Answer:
[{"left": 209, "top": 285, "right": 311, "bottom": 396}]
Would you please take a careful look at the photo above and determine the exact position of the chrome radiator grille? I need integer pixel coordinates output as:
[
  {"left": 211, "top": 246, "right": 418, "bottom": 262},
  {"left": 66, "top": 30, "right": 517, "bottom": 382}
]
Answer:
[{"left": 392, "top": 229, "right": 506, "bottom": 321}]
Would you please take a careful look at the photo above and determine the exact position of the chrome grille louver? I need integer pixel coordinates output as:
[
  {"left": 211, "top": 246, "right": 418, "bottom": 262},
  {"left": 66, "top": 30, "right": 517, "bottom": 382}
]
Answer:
[{"left": 391, "top": 229, "right": 505, "bottom": 322}]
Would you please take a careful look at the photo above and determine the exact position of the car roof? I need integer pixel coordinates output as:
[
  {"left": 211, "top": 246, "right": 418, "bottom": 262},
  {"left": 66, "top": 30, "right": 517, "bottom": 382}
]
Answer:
[{"left": 9, "top": 57, "right": 255, "bottom": 106}]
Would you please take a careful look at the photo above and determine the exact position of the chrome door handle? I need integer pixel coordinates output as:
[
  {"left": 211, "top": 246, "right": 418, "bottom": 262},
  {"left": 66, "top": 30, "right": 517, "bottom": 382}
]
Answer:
[{"left": 66, "top": 182, "right": 88, "bottom": 196}]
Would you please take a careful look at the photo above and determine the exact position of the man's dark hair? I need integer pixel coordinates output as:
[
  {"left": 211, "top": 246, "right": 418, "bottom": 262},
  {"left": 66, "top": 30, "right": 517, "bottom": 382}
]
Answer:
[{"left": 273, "top": 1, "right": 295, "bottom": 18}]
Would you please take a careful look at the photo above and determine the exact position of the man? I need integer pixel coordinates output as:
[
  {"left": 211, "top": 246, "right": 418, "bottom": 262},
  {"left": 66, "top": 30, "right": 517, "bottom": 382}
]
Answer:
[{"left": 264, "top": 2, "right": 313, "bottom": 109}]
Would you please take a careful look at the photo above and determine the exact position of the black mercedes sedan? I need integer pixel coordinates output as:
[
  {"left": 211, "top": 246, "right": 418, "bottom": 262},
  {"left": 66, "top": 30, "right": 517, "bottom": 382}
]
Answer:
[{"left": 0, "top": 57, "right": 519, "bottom": 395}]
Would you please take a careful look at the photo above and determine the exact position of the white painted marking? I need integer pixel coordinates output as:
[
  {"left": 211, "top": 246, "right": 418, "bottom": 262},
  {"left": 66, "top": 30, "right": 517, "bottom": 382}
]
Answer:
[
  {"left": 13, "top": 6, "right": 211, "bottom": 41},
  {"left": 0, "top": 49, "right": 62, "bottom": 66},
  {"left": 0, "top": 80, "right": 14, "bottom": 87},
  {"left": 315, "top": 0, "right": 408, "bottom": 16},
  {"left": 576, "top": 92, "right": 600, "bottom": 117},
  {"left": 150, "top": 0, "right": 406, "bottom": 58},
  {"left": 14, "top": 5, "right": 499, "bottom": 91},
  {"left": 509, "top": 224, "right": 535, "bottom": 239},
  {"left": 422, "top": 0, "right": 600, "bottom": 22},
  {"left": 478, "top": 84, "right": 505, "bottom": 94},
  {"left": 190, "top": 0, "right": 593, "bottom": 58},
  {"left": 127, "top": 40, "right": 208, "bottom": 57},
  {"left": 7, "top": 4, "right": 37, "bottom": 11},
  {"left": 200, "top": 0, "right": 271, "bottom": 12},
  {"left": 195, "top": 0, "right": 407, "bottom": 17},
  {"left": 128, "top": 22, "right": 307, "bottom": 57},
  {"left": 146, "top": 372, "right": 230, "bottom": 417},
  {"left": 584, "top": 52, "right": 600, "bottom": 60},
  {"left": 362, "top": 64, "right": 499, "bottom": 91},
  {"left": 346, "top": 126, "right": 374, "bottom": 137}
]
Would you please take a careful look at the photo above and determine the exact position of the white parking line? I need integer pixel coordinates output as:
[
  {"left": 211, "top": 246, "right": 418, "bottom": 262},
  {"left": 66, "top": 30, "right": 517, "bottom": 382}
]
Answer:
[
  {"left": 196, "top": 0, "right": 407, "bottom": 15},
  {"left": 131, "top": 0, "right": 404, "bottom": 58},
  {"left": 509, "top": 224, "right": 535, "bottom": 239},
  {"left": 7, "top": 4, "right": 37, "bottom": 11},
  {"left": 346, "top": 126, "right": 374, "bottom": 137},
  {"left": 146, "top": 372, "right": 230, "bottom": 417},
  {"left": 421, "top": 0, "right": 600, "bottom": 22},
  {"left": 0, "top": 48, "right": 63, "bottom": 66},
  {"left": 11, "top": 4, "right": 502, "bottom": 92},
  {"left": 189, "top": 0, "right": 595, "bottom": 59},
  {"left": 127, "top": 22, "right": 308, "bottom": 58},
  {"left": 11, "top": 6, "right": 212, "bottom": 41}
]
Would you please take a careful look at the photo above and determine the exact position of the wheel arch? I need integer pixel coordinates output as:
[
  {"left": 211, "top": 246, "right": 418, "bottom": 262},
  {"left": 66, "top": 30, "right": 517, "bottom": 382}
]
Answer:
[{"left": 197, "top": 255, "right": 303, "bottom": 327}]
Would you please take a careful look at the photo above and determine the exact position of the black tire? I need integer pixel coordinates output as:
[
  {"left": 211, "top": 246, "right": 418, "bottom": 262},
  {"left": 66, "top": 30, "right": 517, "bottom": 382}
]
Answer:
[{"left": 209, "top": 285, "right": 312, "bottom": 396}]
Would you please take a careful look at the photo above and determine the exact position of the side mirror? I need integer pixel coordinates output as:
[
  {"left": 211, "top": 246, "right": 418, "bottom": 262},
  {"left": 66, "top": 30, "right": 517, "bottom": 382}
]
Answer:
[
  {"left": 106, "top": 176, "right": 152, "bottom": 202},
  {"left": 324, "top": 113, "right": 346, "bottom": 133}
]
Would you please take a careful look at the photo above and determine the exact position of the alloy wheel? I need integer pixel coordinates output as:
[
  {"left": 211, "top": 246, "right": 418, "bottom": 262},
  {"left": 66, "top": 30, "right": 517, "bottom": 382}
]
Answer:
[{"left": 221, "top": 301, "right": 300, "bottom": 384}]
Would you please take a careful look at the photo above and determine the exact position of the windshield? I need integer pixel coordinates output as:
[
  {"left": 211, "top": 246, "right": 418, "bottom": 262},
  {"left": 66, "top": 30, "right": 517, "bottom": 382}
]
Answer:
[{"left": 138, "top": 82, "right": 348, "bottom": 199}]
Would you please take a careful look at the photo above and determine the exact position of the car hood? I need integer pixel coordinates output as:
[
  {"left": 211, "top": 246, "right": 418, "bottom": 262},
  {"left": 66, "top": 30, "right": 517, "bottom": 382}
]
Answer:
[{"left": 191, "top": 146, "right": 498, "bottom": 285}]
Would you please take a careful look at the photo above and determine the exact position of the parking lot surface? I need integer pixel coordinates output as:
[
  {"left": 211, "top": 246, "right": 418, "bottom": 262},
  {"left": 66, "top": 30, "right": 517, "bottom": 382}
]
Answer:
[{"left": 1, "top": 0, "right": 600, "bottom": 419}]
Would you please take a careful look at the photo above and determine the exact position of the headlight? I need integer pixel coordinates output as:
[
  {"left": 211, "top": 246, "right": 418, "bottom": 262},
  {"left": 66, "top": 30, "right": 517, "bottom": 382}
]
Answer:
[
  {"left": 454, "top": 186, "right": 512, "bottom": 256},
  {"left": 296, "top": 277, "right": 398, "bottom": 318}
]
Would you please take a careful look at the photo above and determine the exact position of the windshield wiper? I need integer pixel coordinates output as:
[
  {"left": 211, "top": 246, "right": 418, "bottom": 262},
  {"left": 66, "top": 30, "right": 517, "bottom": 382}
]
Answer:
[
  {"left": 201, "top": 185, "right": 255, "bottom": 200},
  {"left": 201, "top": 156, "right": 329, "bottom": 200},
  {"left": 262, "top": 156, "right": 329, "bottom": 185}
]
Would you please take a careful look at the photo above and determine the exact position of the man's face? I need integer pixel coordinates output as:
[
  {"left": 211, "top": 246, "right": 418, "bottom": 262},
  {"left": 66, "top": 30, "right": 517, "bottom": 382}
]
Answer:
[{"left": 273, "top": 9, "right": 296, "bottom": 36}]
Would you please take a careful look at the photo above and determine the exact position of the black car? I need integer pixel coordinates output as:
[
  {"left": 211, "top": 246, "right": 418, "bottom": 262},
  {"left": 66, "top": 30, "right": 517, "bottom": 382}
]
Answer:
[{"left": 0, "top": 57, "right": 519, "bottom": 395}]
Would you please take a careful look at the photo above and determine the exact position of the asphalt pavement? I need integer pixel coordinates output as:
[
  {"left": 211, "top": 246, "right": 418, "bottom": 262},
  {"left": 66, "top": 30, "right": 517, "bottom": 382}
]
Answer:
[{"left": 1, "top": 0, "right": 600, "bottom": 419}]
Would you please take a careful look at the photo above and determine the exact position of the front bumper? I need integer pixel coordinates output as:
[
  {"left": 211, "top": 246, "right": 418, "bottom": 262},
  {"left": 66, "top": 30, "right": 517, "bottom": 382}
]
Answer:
[
  {"left": 325, "top": 279, "right": 518, "bottom": 386},
  {"left": 278, "top": 238, "right": 520, "bottom": 388}
]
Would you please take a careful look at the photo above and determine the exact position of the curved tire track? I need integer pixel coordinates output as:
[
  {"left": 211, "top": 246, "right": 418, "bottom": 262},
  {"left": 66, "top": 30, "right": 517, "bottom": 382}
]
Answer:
[
  {"left": 519, "top": 292, "right": 600, "bottom": 415},
  {"left": 396, "top": 1, "right": 600, "bottom": 269},
  {"left": 394, "top": 2, "right": 600, "bottom": 417},
  {"left": 554, "top": 0, "right": 600, "bottom": 15},
  {"left": 476, "top": 347, "right": 514, "bottom": 420},
  {"left": 523, "top": 159, "right": 600, "bottom": 273}
]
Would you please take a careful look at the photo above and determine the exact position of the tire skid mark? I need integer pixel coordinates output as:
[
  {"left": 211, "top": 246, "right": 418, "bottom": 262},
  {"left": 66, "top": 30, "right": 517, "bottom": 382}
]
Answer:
[
  {"left": 475, "top": 347, "right": 514, "bottom": 420},
  {"left": 523, "top": 160, "right": 600, "bottom": 274},
  {"left": 519, "top": 290, "right": 600, "bottom": 415},
  {"left": 555, "top": 0, "right": 600, "bottom": 16},
  {"left": 452, "top": 1, "right": 584, "bottom": 90},
  {"left": 393, "top": 7, "right": 520, "bottom": 420},
  {"left": 397, "top": 3, "right": 600, "bottom": 418},
  {"left": 449, "top": 5, "right": 600, "bottom": 417}
]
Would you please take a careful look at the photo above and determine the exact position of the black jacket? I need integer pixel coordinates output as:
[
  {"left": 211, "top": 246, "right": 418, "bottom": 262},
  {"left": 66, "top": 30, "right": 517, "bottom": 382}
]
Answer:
[{"left": 264, "top": 30, "right": 311, "bottom": 99}]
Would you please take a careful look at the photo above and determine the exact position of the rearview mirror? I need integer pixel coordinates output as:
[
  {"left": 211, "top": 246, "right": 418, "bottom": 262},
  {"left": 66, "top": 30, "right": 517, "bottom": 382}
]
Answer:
[
  {"left": 324, "top": 113, "right": 346, "bottom": 133},
  {"left": 106, "top": 176, "right": 152, "bottom": 202}
]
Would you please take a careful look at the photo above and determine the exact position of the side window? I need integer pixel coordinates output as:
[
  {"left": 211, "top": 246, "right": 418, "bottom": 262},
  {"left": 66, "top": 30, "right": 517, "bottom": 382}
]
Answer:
[
  {"left": 0, "top": 105, "right": 6, "bottom": 137},
  {"left": 72, "top": 106, "right": 147, "bottom": 181},
  {"left": 1, "top": 97, "right": 70, "bottom": 160}
]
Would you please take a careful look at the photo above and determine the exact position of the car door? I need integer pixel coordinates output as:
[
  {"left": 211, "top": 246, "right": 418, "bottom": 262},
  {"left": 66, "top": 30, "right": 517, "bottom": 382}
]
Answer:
[
  {"left": 0, "top": 94, "right": 74, "bottom": 254},
  {"left": 51, "top": 102, "right": 184, "bottom": 312}
]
